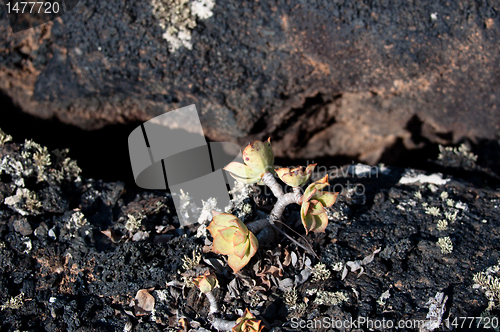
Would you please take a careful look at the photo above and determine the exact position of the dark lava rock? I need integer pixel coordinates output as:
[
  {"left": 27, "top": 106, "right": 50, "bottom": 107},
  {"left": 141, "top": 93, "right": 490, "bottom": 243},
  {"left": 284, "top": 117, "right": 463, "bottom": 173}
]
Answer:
[
  {"left": 11, "top": 216, "right": 33, "bottom": 236},
  {"left": 0, "top": 136, "right": 499, "bottom": 331},
  {"left": 1, "top": 0, "right": 500, "bottom": 168}
]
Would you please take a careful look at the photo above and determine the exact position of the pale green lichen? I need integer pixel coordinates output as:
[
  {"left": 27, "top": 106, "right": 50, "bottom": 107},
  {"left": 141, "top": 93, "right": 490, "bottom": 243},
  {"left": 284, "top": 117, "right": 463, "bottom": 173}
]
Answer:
[
  {"left": 414, "top": 191, "right": 422, "bottom": 199},
  {"left": 473, "top": 259, "right": 500, "bottom": 330},
  {"left": 437, "top": 237, "right": 453, "bottom": 254},
  {"left": 436, "top": 219, "right": 448, "bottom": 231},
  {"left": 0, "top": 293, "right": 24, "bottom": 311},
  {"left": 4, "top": 188, "right": 41, "bottom": 216},
  {"left": 313, "top": 290, "right": 348, "bottom": 306},
  {"left": 444, "top": 210, "right": 458, "bottom": 222},
  {"left": 125, "top": 213, "right": 145, "bottom": 233},
  {"left": 181, "top": 250, "right": 202, "bottom": 271},
  {"left": 425, "top": 207, "right": 441, "bottom": 216},
  {"left": 0, "top": 128, "right": 12, "bottom": 147},
  {"left": 440, "top": 191, "right": 449, "bottom": 200},
  {"left": 473, "top": 259, "right": 500, "bottom": 311},
  {"left": 283, "top": 287, "right": 298, "bottom": 308},
  {"left": 438, "top": 143, "right": 478, "bottom": 169},
  {"left": 312, "top": 263, "right": 331, "bottom": 281},
  {"left": 150, "top": 0, "right": 215, "bottom": 52}
]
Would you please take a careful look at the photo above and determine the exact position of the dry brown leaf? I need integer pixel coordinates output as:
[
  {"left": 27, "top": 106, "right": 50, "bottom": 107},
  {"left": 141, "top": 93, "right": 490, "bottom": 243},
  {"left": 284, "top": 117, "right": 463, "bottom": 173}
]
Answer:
[
  {"left": 283, "top": 248, "right": 292, "bottom": 266},
  {"left": 134, "top": 288, "right": 155, "bottom": 316},
  {"left": 256, "top": 265, "right": 283, "bottom": 278},
  {"left": 101, "top": 229, "right": 123, "bottom": 243},
  {"left": 178, "top": 318, "right": 188, "bottom": 332}
]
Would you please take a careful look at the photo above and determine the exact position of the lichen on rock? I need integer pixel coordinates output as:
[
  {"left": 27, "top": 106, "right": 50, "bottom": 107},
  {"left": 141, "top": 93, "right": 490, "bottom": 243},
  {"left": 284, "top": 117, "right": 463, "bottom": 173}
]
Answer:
[{"left": 150, "top": 0, "right": 215, "bottom": 52}]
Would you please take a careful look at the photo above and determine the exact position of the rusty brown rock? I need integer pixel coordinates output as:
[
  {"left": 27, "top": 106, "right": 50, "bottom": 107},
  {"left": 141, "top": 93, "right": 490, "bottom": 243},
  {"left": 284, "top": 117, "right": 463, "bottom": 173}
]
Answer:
[{"left": 0, "top": 0, "right": 499, "bottom": 166}]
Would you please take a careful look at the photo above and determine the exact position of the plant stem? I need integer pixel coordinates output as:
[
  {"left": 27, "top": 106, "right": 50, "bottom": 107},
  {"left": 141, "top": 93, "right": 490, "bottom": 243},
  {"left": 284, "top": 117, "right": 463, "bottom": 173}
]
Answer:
[
  {"left": 269, "top": 192, "right": 301, "bottom": 225},
  {"left": 210, "top": 318, "right": 237, "bottom": 331},
  {"left": 293, "top": 187, "right": 302, "bottom": 196},
  {"left": 261, "top": 171, "right": 284, "bottom": 198},
  {"left": 204, "top": 291, "right": 236, "bottom": 331},
  {"left": 246, "top": 218, "right": 270, "bottom": 234},
  {"left": 205, "top": 291, "right": 220, "bottom": 316}
]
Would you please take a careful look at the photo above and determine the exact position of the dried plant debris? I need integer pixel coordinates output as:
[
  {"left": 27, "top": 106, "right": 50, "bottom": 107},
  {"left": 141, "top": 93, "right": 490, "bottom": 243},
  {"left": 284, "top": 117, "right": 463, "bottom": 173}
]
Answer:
[
  {"left": 342, "top": 248, "right": 381, "bottom": 280},
  {"left": 132, "top": 289, "right": 156, "bottom": 316},
  {"left": 420, "top": 292, "right": 448, "bottom": 332}
]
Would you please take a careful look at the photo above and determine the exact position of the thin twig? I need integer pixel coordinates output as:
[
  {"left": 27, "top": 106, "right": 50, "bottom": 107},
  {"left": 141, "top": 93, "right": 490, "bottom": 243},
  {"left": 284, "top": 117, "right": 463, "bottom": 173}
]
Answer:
[
  {"left": 275, "top": 220, "right": 318, "bottom": 259},
  {"left": 271, "top": 224, "right": 318, "bottom": 259}
]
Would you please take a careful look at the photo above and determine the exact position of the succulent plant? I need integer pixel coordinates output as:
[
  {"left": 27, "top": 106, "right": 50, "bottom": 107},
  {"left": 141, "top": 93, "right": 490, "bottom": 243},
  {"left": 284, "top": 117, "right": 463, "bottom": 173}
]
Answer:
[
  {"left": 207, "top": 212, "right": 259, "bottom": 273},
  {"left": 224, "top": 138, "right": 274, "bottom": 185},
  {"left": 232, "top": 309, "right": 264, "bottom": 332},
  {"left": 300, "top": 175, "right": 338, "bottom": 234},
  {"left": 275, "top": 164, "right": 316, "bottom": 188},
  {"left": 193, "top": 270, "right": 218, "bottom": 293}
]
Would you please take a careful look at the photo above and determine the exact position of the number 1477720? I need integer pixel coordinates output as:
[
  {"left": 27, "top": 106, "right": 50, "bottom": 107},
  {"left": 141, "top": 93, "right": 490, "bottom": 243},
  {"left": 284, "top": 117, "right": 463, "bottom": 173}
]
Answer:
[
  {"left": 444, "top": 316, "right": 499, "bottom": 329},
  {"left": 6, "top": 1, "right": 60, "bottom": 14}
]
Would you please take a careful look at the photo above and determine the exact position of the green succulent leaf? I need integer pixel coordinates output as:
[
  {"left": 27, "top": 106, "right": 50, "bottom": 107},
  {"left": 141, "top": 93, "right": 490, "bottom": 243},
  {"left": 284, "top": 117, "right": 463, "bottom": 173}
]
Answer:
[{"left": 224, "top": 138, "right": 274, "bottom": 185}]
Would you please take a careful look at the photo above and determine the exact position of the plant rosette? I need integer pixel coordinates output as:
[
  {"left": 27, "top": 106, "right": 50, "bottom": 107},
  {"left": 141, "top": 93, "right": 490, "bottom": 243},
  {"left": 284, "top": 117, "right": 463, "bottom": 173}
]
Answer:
[
  {"left": 207, "top": 212, "right": 258, "bottom": 272},
  {"left": 232, "top": 309, "right": 264, "bottom": 332},
  {"left": 224, "top": 138, "right": 274, "bottom": 185},
  {"left": 275, "top": 163, "right": 316, "bottom": 188},
  {"left": 193, "top": 270, "right": 218, "bottom": 293},
  {"left": 300, "top": 175, "right": 338, "bottom": 234}
]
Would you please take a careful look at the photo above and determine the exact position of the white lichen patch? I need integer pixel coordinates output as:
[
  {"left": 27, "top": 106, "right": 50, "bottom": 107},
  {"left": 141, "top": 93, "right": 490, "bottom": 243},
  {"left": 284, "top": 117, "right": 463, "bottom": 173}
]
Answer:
[
  {"left": 437, "top": 237, "right": 453, "bottom": 254},
  {"left": 377, "top": 289, "right": 391, "bottom": 306},
  {"left": 399, "top": 170, "right": 449, "bottom": 185},
  {"left": 150, "top": 0, "right": 215, "bottom": 52},
  {"left": 224, "top": 181, "right": 254, "bottom": 221},
  {"left": 197, "top": 197, "right": 218, "bottom": 224}
]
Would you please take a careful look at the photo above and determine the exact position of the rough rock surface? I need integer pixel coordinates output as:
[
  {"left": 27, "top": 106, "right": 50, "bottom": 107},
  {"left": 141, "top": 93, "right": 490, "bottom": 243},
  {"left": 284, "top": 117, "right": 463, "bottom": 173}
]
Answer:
[
  {"left": 1, "top": 0, "right": 500, "bottom": 165},
  {"left": 0, "top": 133, "right": 499, "bottom": 331}
]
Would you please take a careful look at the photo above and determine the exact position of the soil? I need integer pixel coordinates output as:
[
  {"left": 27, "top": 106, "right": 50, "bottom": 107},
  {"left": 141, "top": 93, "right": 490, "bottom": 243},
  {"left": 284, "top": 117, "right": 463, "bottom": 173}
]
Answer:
[{"left": 0, "top": 134, "right": 499, "bottom": 331}]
